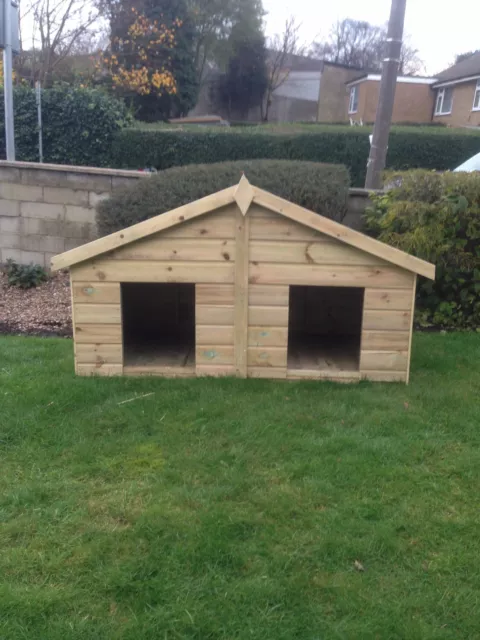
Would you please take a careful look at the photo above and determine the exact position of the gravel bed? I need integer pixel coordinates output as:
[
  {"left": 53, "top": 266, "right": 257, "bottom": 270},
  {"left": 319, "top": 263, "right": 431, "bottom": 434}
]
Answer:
[{"left": 0, "top": 271, "right": 73, "bottom": 337}]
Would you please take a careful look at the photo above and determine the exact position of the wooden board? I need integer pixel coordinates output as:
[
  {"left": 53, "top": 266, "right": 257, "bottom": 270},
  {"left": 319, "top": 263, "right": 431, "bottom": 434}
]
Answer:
[
  {"left": 361, "top": 330, "right": 410, "bottom": 351},
  {"left": 234, "top": 208, "right": 249, "bottom": 377},
  {"left": 360, "top": 350, "right": 408, "bottom": 371},
  {"left": 123, "top": 365, "right": 195, "bottom": 377},
  {"left": 196, "top": 305, "right": 234, "bottom": 325},
  {"left": 75, "top": 324, "right": 122, "bottom": 343},
  {"left": 249, "top": 209, "right": 320, "bottom": 241},
  {"left": 248, "top": 327, "right": 288, "bottom": 348},
  {"left": 248, "top": 284, "right": 289, "bottom": 307},
  {"left": 109, "top": 238, "right": 235, "bottom": 263},
  {"left": 364, "top": 288, "right": 413, "bottom": 311},
  {"left": 249, "top": 306, "right": 289, "bottom": 327},
  {"left": 52, "top": 190, "right": 237, "bottom": 271},
  {"left": 196, "top": 346, "right": 234, "bottom": 366},
  {"left": 362, "top": 309, "right": 411, "bottom": 331},
  {"left": 247, "top": 347, "right": 288, "bottom": 368},
  {"left": 287, "top": 369, "right": 360, "bottom": 382},
  {"left": 248, "top": 367, "right": 287, "bottom": 379},
  {"left": 74, "top": 303, "right": 121, "bottom": 324},
  {"left": 72, "top": 282, "right": 121, "bottom": 304},
  {"left": 250, "top": 240, "right": 388, "bottom": 266},
  {"left": 196, "top": 325, "right": 234, "bottom": 346},
  {"left": 160, "top": 208, "right": 236, "bottom": 240},
  {"left": 196, "top": 365, "right": 236, "bottom": 377},
  {"left": 249, "top": 263, "right": 414, "bottom": 289},
  {"left": 76, "top": 343, "right": 123, "bottom": 364},
  {"left": 252, "top": 187, "right": 435, "bottom": 280},
  {"left": 71, "top": 260, "right": 234, "bottom": 284},
  {"left": 77, "top": 363, "right": 123, "bottom": 376},
  {"left": 406, "top": 277, "right": 417, "bottom": 384},
  {"left": 196, "top": 284, "right": 234, "bottom": 306},
  {"left": 362, "top": 371, "right": 407, "bottom": 382}
]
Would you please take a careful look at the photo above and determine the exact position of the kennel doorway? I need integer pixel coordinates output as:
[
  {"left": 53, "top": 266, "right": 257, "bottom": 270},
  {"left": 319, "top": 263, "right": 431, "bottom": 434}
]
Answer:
[
  {"left": 121, "top": 283, "right": 195, "bottom": 371},
  {"left": 287, "top": 286, "right": 364, "bottom": 373}
]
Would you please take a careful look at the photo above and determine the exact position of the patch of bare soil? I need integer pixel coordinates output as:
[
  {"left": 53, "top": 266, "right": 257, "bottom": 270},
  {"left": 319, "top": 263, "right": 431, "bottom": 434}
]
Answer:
[{"left": 0, "top": 271, "right": 73, "bottom": 337}]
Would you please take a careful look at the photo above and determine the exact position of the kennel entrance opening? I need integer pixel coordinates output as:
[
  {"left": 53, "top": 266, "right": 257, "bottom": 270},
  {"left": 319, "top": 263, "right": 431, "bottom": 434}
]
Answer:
[
  {"left": 287, "top": 286, "right": 364, "bottom": 372},
  {"left": 121, "top": 283, "right": 195, "bottom": 370}
]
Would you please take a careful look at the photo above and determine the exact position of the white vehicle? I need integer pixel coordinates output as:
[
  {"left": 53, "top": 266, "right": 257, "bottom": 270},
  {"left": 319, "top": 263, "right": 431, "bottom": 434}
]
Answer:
[{"left": 454, "top": 151, "right": 480, "bottom": 172}]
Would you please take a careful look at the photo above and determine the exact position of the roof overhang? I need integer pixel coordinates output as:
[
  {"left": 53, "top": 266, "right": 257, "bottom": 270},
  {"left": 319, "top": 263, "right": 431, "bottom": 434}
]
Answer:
[
  {"left": 433, "top": 74, "right": 480, "bottom": 89},
  {"left": 346, "top": 74, "right": 438, "bottom": 87},
  {"left": 51, "top": 176, "right": 435, "bottom": 280}
]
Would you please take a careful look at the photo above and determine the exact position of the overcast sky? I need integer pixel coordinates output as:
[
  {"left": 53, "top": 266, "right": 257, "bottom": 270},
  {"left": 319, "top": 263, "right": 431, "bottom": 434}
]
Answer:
[{"left": 263, "top": 0, "right": 480, "bottom": 75}]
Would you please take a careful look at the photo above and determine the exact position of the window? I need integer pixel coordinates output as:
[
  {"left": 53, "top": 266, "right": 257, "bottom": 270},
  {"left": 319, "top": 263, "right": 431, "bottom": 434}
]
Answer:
[
  {"left": 473, "top": 80, "right": 480, "bottom": 111},
  {"left": 348, "top": 86, "right": 359, "bottom": 114},
  {"left": 435, "top": 87, "right": 453, "bottom": 115}
]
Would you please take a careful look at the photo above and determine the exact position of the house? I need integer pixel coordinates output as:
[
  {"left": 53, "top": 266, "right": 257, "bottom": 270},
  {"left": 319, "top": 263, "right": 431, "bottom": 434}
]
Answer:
[
  {"left": 431, "top": 52, "right": 480, "bottom": 127},
  {"left": 190, "top": 55, "right": 362, "bottom": 123},
  {"left": 262, "top": 56, "right": 362, "bottom": 123},
  {"left": 346, "top": 74, "right": 438, "bottom": 124},
  {"left": 51, "top": 176, "right": 434, "bottom": 384}
]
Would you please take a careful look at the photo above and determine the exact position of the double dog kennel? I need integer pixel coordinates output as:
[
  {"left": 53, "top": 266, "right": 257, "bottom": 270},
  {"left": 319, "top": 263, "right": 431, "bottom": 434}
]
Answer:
[{"left": 52, "top": 176, "right": 434, "bottom": 383}]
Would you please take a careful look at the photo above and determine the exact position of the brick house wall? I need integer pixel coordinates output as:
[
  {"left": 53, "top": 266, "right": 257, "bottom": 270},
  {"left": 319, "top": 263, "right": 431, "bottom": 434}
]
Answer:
[
  {"left": 433, "top": 81, "right": 480, "bottom": 127},
  {"left": 347, "top": 79, "right": 435, "bottom": 123},
  {"left": 317, "top": 65, "right": 360, "bottom": 123}
]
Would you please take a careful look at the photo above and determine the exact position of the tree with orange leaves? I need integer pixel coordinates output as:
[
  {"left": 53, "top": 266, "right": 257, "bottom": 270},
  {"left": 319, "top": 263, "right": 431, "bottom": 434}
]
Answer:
[{"left": 99, "top": 8, "right": 179, "bottom": 99}]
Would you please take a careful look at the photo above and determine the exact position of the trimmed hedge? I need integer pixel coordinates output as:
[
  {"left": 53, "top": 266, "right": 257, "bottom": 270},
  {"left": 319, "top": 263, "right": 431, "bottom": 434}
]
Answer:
[
  {"left": 0, "top": 85, "right": 132, "bottom": 166},
  {"left": 365, "top": 170, "right": 480, "bottom": 330},
  {"left": 96, "top": 159, "right": 350, "bottom": 235},
  {"left": 109, "top": 126, "right": 480, "bottom": 187}
]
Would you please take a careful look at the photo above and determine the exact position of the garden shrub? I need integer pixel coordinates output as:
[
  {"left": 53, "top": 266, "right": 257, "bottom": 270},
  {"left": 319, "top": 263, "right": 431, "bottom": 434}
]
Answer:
[
  {"left": 109, "top": 126, "right": 480, "bottom": 187},
  {"left": 0, "top": 85, "right": 132, "bottom": 166},
  {"left": 96, "top": 159, "right": 350, "bottom": 235},
  {"left": 365, "top": 170, "right": 480, "bottom": 330},
  {"left": 4, "top": 260, "right": 47, "bottom": 289}
]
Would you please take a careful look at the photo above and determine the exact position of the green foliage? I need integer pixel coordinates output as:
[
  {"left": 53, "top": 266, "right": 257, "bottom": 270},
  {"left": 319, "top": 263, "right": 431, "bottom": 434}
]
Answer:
[
  {"left": 4, "top": 259, "right": 48, "bottom": 289},
  {"left": 109, "top": 126, "right": 480, "bottom": 187},
  {"left": 213, "top": 7, "right": 268, "bottom": 117},
  {"left": 96, "top": 159, "right": 350, "bottom": 235},
  {"left": 365, "top": 170, "right": 480, "bottom": 330},
  {"left": 0, "top": 85, "right": 132, "bottom": 166}
]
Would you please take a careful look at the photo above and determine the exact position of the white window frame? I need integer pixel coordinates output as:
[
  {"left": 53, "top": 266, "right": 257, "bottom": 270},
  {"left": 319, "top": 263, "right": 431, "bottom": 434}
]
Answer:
[
  {"left": 348, "top": 86, "right": 359, "bottom": 114},
  {"left": 473, "top": 80, "right": 480, "bottom": 111},
  {"left": 435, "top": 87, "right": 453, "bottom": 115}
]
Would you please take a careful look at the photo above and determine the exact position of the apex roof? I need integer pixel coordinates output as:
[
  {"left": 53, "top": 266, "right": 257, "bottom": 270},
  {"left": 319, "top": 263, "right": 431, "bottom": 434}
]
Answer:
[
  {"left": 51, "top": 176, "right": 435, "bottom": 280},
  {"left": 433, "top": 51, "right": 480, "bottom": 86}
]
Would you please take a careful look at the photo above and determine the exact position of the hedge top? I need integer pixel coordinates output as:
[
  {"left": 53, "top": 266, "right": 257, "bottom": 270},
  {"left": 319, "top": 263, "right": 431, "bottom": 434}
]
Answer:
[{"left": 52, "top": 175, "right": 435, "bottom": 279}]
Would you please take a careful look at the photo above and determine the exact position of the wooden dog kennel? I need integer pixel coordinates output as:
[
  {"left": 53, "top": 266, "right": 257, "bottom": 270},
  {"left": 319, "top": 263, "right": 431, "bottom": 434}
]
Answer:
[{"left": 51, "top": 176, "right": 435, "bottom": 383}]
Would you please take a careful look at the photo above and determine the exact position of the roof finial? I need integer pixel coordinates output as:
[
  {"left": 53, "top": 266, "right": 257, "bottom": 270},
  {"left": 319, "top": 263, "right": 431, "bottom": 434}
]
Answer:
[{"left": 234, "top": 174, "right": 254, "bottom": 216}]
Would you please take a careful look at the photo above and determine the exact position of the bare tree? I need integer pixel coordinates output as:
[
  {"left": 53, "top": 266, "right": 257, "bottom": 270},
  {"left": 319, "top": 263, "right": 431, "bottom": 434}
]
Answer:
[
  {"left": 262, "top": 16, "right": 304, "bottom": 121},
  {"left": 19, "top": 0, "right": 101, "bottom": 84},
  {"left": 310, "top": 18, "right": 423, "bottom": 75}
]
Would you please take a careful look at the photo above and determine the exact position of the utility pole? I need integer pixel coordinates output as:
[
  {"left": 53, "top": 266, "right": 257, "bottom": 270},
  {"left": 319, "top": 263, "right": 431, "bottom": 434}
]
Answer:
[
  {"left": 364, "top": 0, "right": 407, "bottom": 189},
  {"left": 35, "top": 81, "right": 43, "bottom": 162},
  {"left": 2, "top": 0, "right": 16, "bottom": 160}
]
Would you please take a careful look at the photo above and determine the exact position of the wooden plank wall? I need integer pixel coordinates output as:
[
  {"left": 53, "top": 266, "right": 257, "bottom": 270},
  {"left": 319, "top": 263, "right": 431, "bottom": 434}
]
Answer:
[
  {"left": 70, "top": 201, "right": 416, "bottom": 383},
  {"left": 248, "top": 205, "right": 415, "bottom": 382},
  {"left": 71, "top": 205, "right": 237, "bottom": 376},
  {"left": 359, "top": 285, "right": 414, "bottom": 383},
  {"left": 71, "top": 281, "right": 123, "bottom": 376}
]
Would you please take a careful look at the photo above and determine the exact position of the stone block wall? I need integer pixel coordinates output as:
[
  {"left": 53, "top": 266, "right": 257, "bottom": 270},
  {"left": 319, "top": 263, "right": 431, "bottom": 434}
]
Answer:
[
  {"left": 0, "top": 161, "right": 146, "bottom": 267},
  {"left": 0, "top": 160, "right": 374, "bottom": 268}
]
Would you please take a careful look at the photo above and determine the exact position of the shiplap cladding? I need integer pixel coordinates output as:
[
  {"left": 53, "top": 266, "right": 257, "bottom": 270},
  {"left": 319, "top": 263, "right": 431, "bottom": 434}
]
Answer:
[{"left": 61, "top": 180, "right": 432, "bottom": 383}]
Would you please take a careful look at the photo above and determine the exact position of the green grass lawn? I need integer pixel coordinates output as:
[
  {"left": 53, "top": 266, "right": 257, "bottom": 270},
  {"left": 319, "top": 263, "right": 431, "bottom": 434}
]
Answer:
[{"left": 1, "top": 333, "right": 480, "bottom": 639}]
